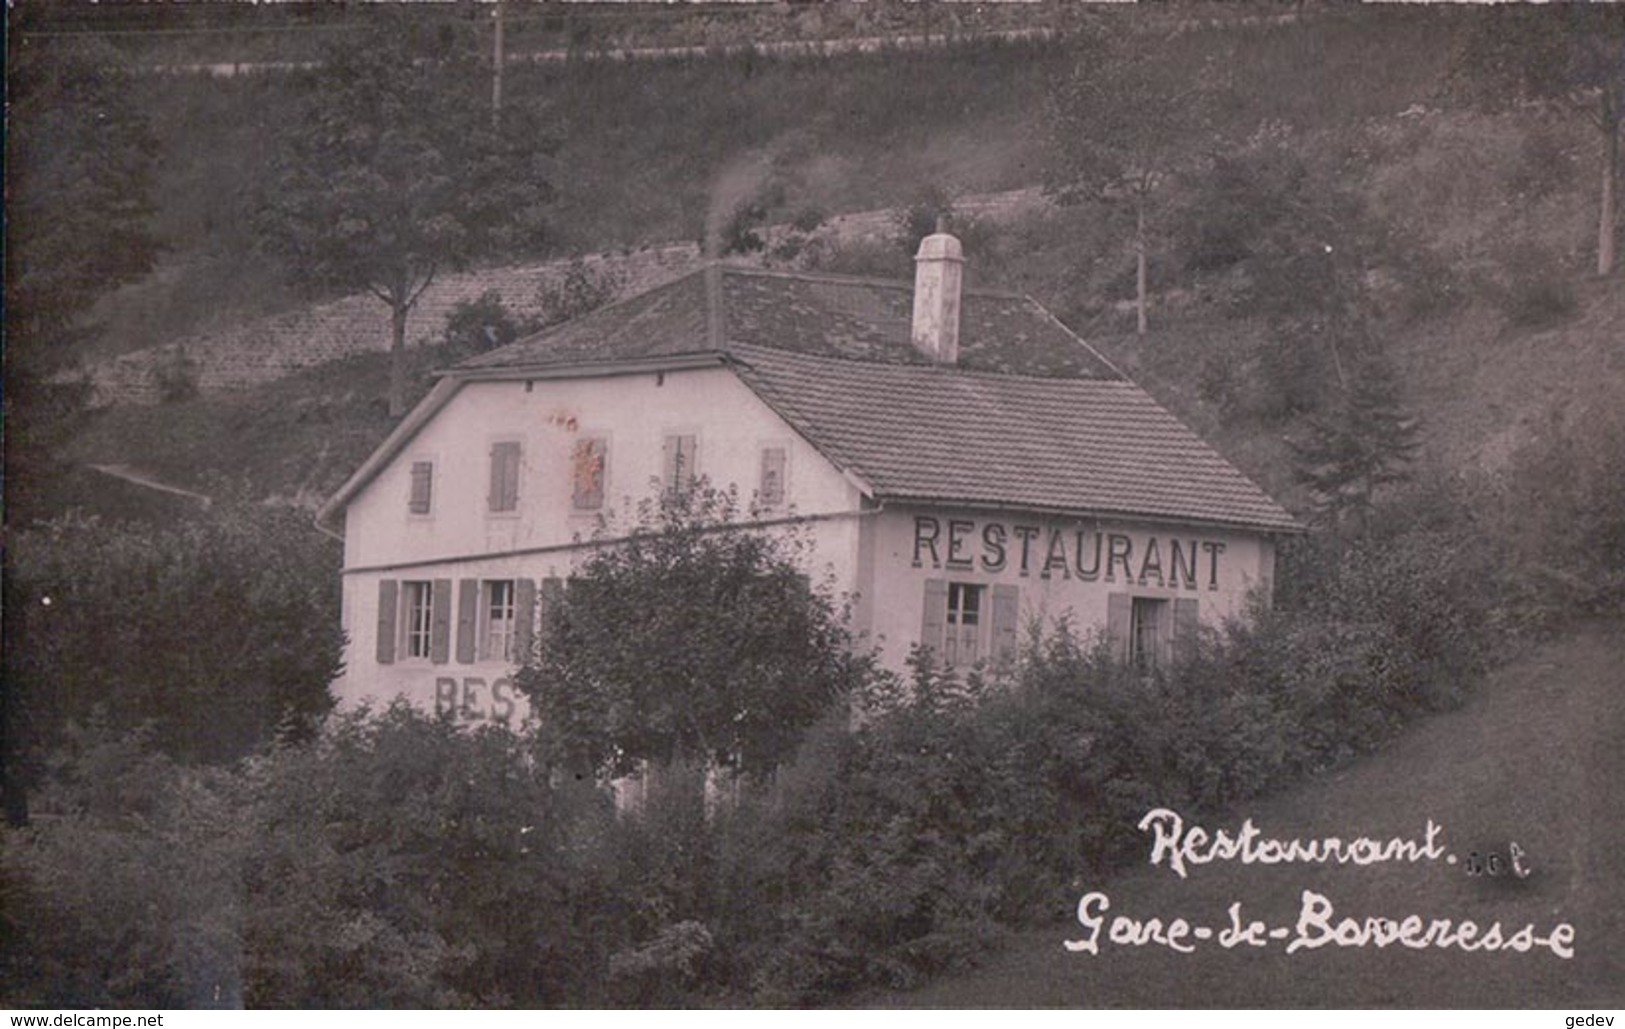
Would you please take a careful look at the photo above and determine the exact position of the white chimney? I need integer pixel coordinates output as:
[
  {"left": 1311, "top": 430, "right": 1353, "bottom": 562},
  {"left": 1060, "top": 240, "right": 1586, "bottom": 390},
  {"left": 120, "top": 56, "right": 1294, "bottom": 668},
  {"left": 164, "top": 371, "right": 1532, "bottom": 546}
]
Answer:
[{"left": 911, "top": 226, "right": 963, "bottom": 365}]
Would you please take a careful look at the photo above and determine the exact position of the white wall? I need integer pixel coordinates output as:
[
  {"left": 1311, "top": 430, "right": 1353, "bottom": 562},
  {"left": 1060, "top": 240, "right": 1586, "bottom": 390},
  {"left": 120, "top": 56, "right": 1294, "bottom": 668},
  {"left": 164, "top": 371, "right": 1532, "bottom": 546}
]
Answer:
[
  {"left": 334, "top": 366, "right": 866, "bottom": 722},
  {"left": 859, "top": 505, "right": 1277, "bottom": 672}
]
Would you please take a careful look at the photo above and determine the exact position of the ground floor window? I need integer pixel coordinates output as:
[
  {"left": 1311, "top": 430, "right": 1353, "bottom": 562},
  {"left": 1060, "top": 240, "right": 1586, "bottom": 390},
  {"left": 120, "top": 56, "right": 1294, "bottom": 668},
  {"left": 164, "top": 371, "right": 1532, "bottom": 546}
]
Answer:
[
  {"left": 1130, "top": 596, "right": 1169, "bottom": 670},
  {"left": 482, "top": 580, "right": 517, "bottom": 662},
  {"left": 402, "top": 581, "right": 434, "bottom": 659},
  {"left": 922, "top": 579, "right": 1020, "bottom": 669},
  {"left": 944, "top": 582, "right": 984, "bottom": 667},
  {"left": 1108, "top": 593, "right": 1200, "bottom": 670}
]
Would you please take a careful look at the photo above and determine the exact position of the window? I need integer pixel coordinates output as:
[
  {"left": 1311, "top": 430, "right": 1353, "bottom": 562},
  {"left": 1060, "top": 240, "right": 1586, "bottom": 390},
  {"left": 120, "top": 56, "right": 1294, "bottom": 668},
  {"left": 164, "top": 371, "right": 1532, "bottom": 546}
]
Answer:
[
  {"left": 488, "top": 441, "right": 521, "bottom": 513},
  {"left": 1130, "top": 597, "right": 1169, "bottom": 670},
  {"left": 572, "top": 438, "right": 607, "bottom": 511},
  {"left": 408, "top": 461, "right": 433, "bottom": 515},
  {"left": 944, "top": 582, "right": 984, "bottom": 667},
  {"left": 481, "top": 580, "right": 517, "bottom": 662},
  {"left": 663, "top": 434, "right": 697, "bottom": 493},
  {"left": 759, "top": 446, "right": 786, "bottom": 508},
  {"left": 921, "top": 579, "right": 1020, "bottom": 669},
  {"left": 402, "top": 581, "right": 434, "bottom": 659}
]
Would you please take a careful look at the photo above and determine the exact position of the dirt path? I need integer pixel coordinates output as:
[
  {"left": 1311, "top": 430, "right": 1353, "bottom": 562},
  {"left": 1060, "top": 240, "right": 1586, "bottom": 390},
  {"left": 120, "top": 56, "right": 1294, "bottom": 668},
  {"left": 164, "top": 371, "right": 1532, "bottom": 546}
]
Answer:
[{"left": 874, "top": 621, "right": 1625, "bottom": 1008}]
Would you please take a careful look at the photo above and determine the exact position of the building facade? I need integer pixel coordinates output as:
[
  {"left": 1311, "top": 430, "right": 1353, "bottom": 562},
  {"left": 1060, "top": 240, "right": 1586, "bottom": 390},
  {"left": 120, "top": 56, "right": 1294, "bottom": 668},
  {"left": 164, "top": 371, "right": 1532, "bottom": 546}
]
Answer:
[{"left": 318, "top": 235, "right": 1299, "bottom": 724}]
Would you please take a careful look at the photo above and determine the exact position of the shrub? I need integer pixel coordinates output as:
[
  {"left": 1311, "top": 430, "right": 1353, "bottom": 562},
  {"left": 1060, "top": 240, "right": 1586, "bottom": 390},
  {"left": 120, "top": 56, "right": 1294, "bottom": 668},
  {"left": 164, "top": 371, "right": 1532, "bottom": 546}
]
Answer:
[
  {"left": 518, "top": 483, "right": 869, "bottom": 781},
  {"left": 149, "top": 345, "right": 201, "bottom": 403},
  {"left": 3, "top": 504, "right": 343, "bottom": 792},
  {"left": 0, "top": 723, "right": 244, "bottom": 1008},
  {"left": 439, "top": 289, "right": 537, "bottom": 357}
]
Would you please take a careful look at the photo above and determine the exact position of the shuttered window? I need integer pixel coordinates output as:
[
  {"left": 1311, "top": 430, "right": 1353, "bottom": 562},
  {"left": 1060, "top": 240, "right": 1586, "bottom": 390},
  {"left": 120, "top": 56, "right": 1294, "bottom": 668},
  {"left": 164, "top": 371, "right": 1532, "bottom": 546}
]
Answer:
[
  {"left": 488, "top": 441, "right": 521, "bottom": 513},
  {"left": 402, "top": 581, "right": 434, "bottom": 659},
  {"left": 662, "top": 434, "right": 697, "bottom": 493},
  {"left": 572, "top": 438, "right": 607, "bottom": 510},
  {"left": 944, "top": 582, "right": 983, "bottom": 667},
  {"left": 922, "top": 579, "right": 1019, "bottom": 669},
  {"left": 481, "top": 580, "right": 518, "bottom": 662},
  {"left": 1108, "top": 594, "right": 1200, "bottom": 670},
  {"left": 1130, "top": 597, "right": 1169, "bottom": 670},
  {"left": 759, "top": 447, "right": 786, "bottom": 508},
  {"left": 408, "top": 461, "right": 433, "bottom": 515}
]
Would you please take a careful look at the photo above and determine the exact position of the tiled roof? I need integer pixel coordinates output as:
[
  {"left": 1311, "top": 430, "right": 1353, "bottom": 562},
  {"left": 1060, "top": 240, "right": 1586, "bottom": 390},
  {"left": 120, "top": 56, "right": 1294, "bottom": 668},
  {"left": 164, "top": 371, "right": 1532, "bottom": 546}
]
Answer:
[
  {"left": 727, "top": 345, "right": 1301, "bottom": 532},
  {"left": 373, "top": 261, "right": 1298, "bottom": 535},
  {"left": 459, "top": 264, "right": 1121, "bottom": 380}
]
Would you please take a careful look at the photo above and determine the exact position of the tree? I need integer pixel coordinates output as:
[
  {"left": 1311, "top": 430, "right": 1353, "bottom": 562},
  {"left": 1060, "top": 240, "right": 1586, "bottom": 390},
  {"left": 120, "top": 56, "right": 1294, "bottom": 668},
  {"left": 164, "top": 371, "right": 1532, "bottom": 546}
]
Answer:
[
  {"left": 2, "top": 505, "right": 344, "bottom": 824},
  {"left": 4, "top": 38, "right": 165, "bottom": 525},
  {"left": 1045, "top": 26, "right": 1218, "bottom": 335},
  {"left": 516, "top": 484, "right": 869, "bottom": 781},
  {"left": 1177, "top": 132, "right": 1402, "bottom": 420},
  {"left": 1449, "top": 5, "right": 1625, "bottom": 276},
  {"left": 4, "top": 37, "right": 162, "bottom": 349},
  {"left": 257, "top": 19, "right": 555, "bottom": 416},
  {"left": 1290, "top": 359, "right": 1422, "bottom": 538}
]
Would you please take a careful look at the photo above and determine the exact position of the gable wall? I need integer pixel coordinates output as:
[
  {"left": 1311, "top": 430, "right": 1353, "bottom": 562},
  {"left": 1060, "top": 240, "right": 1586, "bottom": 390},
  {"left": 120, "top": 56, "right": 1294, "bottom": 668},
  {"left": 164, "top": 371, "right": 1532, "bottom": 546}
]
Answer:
[{"left": 335, "top": 366, "right": 867, "bottom": 721}]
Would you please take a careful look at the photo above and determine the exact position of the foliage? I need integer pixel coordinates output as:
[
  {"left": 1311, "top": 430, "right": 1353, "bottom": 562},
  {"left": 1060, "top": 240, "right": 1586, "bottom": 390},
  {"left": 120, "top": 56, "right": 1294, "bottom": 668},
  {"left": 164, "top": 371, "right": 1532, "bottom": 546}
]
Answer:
[
  {"left": 1289, "top": 359, "right": 1423, "bottom": 535},
  {"left": 5, "top": 38, "right": 162, "bottom": 351},
  {"left": 1045, "top": 26, "right": 1222, "bottom": 334},
  {"left": 2, "top": 505, "right": 343, "bottom": 793},
  {"left": 534, "top": 260, "right": 626, "bottom": 328},
  {"left": 518, "top": 483, "right": 867, "bottom": 778},
  {"left": 254, "top": 17, "right": 556, "bottom": 415},
  {"left": 237, "top": 705, "right": 608, "bottom": 1008},
  {"left": 0, "top": 724, "right": 246, "bottom": 1008},
  {"left": 1446, "top": 4, "right": 1625, "bottom": 275},
  {"left": 438, "top": 290, "right": 539, "bottom": 359},
  {"left": 0, "top": 479, "right": 1534, "bottom": 1008},
  {"left": 150, "top": 346, "right": 202, "bottom": 403}
]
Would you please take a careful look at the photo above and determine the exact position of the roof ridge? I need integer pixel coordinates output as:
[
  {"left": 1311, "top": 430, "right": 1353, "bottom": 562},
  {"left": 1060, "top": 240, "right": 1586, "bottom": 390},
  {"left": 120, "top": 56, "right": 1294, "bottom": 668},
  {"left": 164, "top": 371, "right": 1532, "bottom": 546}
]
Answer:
[
  {"left": 458, "top": 262, "right": 712, "bottom": 369},
  {"left": 725, "top": 341, "right": 1132, "bottom": 387}
]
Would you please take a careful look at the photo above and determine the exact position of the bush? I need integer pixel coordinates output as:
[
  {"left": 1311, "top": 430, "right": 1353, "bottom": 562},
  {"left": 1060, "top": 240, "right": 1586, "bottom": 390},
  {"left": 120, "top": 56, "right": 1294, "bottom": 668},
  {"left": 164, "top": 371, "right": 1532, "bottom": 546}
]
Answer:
[
  {"left": 3, "top": 504, "right": 343, "bottom": 797},
  {"left": 439, "top": 289, "right": 538, "bottom": 357},
  {"left": 149, "top": 345, "right": 201, "bottom": 403}
]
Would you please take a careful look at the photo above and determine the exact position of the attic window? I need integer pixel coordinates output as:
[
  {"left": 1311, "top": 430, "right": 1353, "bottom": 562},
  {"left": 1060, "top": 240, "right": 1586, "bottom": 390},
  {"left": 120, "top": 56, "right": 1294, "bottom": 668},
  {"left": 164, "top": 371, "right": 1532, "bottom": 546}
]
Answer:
[
  {"left": 759, "top": 446, "right": 786, "bottom": 508},
  {"left": 572, "top": 437, "right": 607, "bottom": 510},
  {"left": 488, "top": 441, "right": 521, "bottom": 513},
  {"left": 663, "top": 434, "right": 697, "bottom": 493},
  {"left": 408, "top": 461, "right": 434, "bottom": 515}
]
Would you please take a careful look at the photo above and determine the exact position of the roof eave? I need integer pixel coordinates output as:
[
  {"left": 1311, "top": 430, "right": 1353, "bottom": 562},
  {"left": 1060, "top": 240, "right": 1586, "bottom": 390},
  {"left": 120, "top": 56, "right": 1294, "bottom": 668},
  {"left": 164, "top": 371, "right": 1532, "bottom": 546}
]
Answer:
[
  {"left": 872, "top": 493, "right": 1306, "bottom": 536},
  {"left": 315, "top": 377, "right": 464, "bottom": 536}
]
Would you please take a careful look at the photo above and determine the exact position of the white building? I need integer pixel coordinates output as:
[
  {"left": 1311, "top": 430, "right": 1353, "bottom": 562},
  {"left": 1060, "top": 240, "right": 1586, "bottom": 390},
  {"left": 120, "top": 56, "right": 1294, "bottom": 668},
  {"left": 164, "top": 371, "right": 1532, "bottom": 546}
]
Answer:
[{"left": 317, "top": 234, "right": 1300, "bottom": 724}]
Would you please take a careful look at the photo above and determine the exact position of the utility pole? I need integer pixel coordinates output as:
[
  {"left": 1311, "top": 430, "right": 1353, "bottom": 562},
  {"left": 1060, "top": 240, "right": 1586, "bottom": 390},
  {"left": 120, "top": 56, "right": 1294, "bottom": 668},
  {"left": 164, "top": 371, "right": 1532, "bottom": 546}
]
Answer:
[{"left": 491, "top": 0, "right": 504, "bottom": 131}]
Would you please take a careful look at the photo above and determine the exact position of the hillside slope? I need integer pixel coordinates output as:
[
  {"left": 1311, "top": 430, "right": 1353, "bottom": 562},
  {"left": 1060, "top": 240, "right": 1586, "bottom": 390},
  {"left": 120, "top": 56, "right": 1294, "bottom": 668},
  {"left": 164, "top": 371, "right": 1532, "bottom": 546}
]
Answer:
[{"left": 872, "top": 620, "right": 1625, "bottom": 1007}]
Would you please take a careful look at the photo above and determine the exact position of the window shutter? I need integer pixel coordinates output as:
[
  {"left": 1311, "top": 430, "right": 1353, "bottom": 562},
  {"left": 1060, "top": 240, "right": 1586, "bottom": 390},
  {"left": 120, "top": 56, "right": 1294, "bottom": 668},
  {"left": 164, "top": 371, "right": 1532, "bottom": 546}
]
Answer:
[
  {"left": 375, "top": 580, "right": 399, "bottom": 665},
  {"left": 1106, "top": 592, "right": 1132, "bottom": 663},
  {"left": 514, "top": 578, "right": 538, "bottom": 661},
  {"left": 409, "top": 461, "right": 433, "bottom": 515},
  {"left": 1173, "top": 597, "right": 1200, "bottom": 656},
  {"left": 920, "top": 578, "right": 949, "bottom": 659},
  {"left": 430, "top": 578, "right": 453, "bottom": 664},
  {"left": 456, "top": 578, "right": 479, "bottom": 664},
  {"left": 992, "top": 584, "right": 1020, "bottom": 664},
  {"left": 489, "top": 441, "right": 520, "bottom": 512}
]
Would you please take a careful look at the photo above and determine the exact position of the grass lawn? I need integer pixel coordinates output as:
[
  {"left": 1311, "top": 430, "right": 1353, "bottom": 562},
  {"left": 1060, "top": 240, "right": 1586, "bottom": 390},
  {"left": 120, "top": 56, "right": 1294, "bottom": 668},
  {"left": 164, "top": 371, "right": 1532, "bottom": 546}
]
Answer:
[{"left": 868, "top": 622, "right": 1625, "bottom": 1008}]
